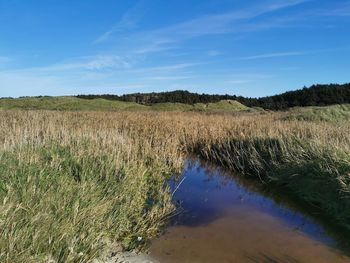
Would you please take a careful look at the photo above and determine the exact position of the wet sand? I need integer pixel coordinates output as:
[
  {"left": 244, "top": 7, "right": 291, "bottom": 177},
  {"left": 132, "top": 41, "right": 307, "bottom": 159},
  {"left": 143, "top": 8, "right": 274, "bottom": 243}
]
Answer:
[{"left": 151, "top": 208, "right": 350, "bottom": 263}]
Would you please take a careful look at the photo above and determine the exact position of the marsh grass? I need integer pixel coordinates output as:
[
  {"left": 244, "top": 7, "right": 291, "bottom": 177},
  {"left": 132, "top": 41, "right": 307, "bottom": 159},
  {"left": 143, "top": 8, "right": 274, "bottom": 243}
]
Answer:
[
  {"left": 0, "top": 110, "right": 349, "bottom": 262},
  {"left": 0, "top": 111, "right": 181, "bottom": 262}
]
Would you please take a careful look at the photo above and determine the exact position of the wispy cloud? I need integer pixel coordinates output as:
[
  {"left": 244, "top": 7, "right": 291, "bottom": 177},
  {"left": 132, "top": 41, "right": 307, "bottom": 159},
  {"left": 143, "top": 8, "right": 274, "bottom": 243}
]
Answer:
[
  {"left": 266, "top": 0, "right": 312, "bottom": 11},
  {"left": 0, "top": 58, "right": 200, "bottom": 97},
  {"left": 128, "top": 63, "right": 198, "bottom": 82},
  {"left": 0, "top": 54, "right": 136, "bottom": 97},
  {"left": 4, "top": 0, "right": 345, "bottom": 98},
  {"left": 95, "top": 0, "right": 311, "bottom": 56},
  {"left": 300, "top": 0, "right": 350, "bottom": 18},
  {"left": 133, "top": 39, "right": 175, "bottom": 54},
  {"left": 147, "top": 0, "right": 308, "bottom": 43},
  {"left": 240, "top": 47, "right": 350, "bottom": 60},
  {"left": 92, "top": 62, "right": 197, "bottom": 84},
  {"left": 316, "top": 2, "right": 350, "bottom": 17},
  {"left": 148, "top": 76, "right": 194, "bottom": 81},
  {"left": 41, "top": 56, "right": 132, "bottom": 71},
  {"left": 241, "top": 51, "right": 306, "bottom": 60},
  {"left": 95, "top": 1, "right": 146, "bottom": 44},
  {"left": 144, "top": 63, "right": 197, "bottom": 71},
  {"left": 207, "top": 50, "right": 222, "bottom": 57},
  {"left": 0, "top": 66, "right": 150, "bottom": 97},
  {"left": 270, "top": 1, "right": 350, "bottom": 23},
  {"left": 152, "top": 0, "right": 309, "bottom": 38}
]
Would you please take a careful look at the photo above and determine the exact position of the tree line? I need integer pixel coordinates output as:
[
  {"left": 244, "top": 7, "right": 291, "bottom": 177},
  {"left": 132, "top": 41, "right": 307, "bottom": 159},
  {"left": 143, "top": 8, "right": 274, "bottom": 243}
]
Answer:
[{"left": 76, "top": 83, "right": 350, "bottom": 110}]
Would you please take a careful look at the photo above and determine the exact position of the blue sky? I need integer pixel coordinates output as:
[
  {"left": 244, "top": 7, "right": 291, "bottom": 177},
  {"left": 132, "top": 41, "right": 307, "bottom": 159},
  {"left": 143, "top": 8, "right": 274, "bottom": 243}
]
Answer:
[{"left": 0, "top": 0, "right": 349, "bottom": 97}]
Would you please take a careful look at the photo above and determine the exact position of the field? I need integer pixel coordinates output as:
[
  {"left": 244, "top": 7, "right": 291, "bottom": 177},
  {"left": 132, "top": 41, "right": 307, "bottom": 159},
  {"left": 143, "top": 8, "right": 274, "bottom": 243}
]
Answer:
[{"left": 0, "top": 106, "right": 350, "bottom": 262}]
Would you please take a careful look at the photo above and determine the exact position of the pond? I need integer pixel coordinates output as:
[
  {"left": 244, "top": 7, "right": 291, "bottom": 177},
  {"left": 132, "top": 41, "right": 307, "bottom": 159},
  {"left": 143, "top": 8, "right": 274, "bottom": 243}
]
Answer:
[{"left": 150, "top": 158, "right": 350, "bottom": 263}]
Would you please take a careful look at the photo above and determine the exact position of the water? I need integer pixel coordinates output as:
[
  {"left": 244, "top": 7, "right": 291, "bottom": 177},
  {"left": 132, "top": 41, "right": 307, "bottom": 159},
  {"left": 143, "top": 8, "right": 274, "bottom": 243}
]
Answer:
[{"left": 150, "top": 158, "right": 350, "bottom": 263}]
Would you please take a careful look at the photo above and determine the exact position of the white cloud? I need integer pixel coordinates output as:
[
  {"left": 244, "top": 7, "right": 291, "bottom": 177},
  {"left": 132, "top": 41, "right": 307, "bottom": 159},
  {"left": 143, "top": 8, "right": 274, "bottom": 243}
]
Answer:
[
  {"left": 94, "top": 0, "right": 311, "bottom": 57},
  {"left": 148, "top": 76, "right": 194, "bottom": 81},
  {"left": 241, "top": 51, "right": 306, "bottom": 60},
  {"left": 133, "top": 39, "right": 175, "bottom": 54},
  {"left": 137, "top": 1, "right": 306, "bottom": 45},
  {"left": 40, "top": 56, "right": 132, "bottom": 71},
  {"left": 94, "top": 0, "right": 146, "bottom": 44},
  {"left": 156, "top": 0, "right": 309, "bottom": 38},
  {"left": 144, "top": 63, "right": 197, "bottom": 71},
  {"left": 266, "top": 0, "right": 312, "bottom": 11},
  {"left": 0, "top": 59, "right": 200, "bottom": 97},
  {"left": 239, "top": 47, "right": 350, "bottom": 60}
]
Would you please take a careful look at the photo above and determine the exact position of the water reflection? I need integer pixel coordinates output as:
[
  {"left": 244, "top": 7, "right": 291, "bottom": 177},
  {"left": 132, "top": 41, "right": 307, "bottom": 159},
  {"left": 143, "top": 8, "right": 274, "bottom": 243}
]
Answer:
[{"left": 151, "top": 158, "right": 350, "bottom": 263}]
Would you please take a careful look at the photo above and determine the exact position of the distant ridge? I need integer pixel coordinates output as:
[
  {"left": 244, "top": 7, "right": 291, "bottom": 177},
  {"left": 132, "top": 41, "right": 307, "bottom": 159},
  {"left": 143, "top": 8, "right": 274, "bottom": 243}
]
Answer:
[
  {"left": 0, "top": 96, "right": 248, "bottom": 112},
  {"left": 76, "top": 83, "right": 350, "bottom": 110}
]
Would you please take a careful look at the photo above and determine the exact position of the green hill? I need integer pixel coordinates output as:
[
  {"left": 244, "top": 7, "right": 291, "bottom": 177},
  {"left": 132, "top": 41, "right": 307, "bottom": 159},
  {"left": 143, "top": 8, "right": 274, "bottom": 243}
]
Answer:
[
  {"left": 148, "top": 102, "right": 194, "bottom": 111},
  {"left": 76, "top": 83, "right": 350, "bottom": 110},
  {"left": 194, "top": 100, "right": 249, "bottom": 111},
  {"left": 149, "top": 100, "right": 250, "bottom": 112},
  {"left": 284, "top": 104, "right": 350, "bottom": 122},
  {"left": 0, "top": 96, "right": 250, "bottom": 112},
  {"left": 0, "top": 96, "right": 146, "bottom": 111}
]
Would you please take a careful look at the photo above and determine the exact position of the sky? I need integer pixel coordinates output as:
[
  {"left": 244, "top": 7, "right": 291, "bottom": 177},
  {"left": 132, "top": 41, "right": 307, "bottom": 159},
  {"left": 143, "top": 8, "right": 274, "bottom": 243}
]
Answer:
[{"left": 0, "top": 0, "right": 349, "bottom": 98}]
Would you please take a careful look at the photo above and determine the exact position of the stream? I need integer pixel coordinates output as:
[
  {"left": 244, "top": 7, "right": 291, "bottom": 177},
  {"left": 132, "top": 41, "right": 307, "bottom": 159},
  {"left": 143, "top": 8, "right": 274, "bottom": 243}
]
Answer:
[{"left": 150, "top": 158, "right": 350, "bottom": 263}]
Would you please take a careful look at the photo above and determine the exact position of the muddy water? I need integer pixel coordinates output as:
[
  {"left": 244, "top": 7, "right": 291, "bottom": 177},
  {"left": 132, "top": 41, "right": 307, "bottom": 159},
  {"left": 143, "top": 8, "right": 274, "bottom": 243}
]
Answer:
[{"left": 150, "top": 159, "right": 350, "bottom": 263}]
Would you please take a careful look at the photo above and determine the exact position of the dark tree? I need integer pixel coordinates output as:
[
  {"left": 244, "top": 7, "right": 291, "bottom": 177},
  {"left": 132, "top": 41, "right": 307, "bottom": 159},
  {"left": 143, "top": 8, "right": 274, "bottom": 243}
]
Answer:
[{"left": 75, "top": 83, "right": 350, "bottom": 110}]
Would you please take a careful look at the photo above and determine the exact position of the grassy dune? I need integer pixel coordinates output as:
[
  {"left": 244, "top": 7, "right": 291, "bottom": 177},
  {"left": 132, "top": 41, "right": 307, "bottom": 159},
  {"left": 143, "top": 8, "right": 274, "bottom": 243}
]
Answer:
[
  {"left": 0, "top": 97, "right": 249, "bottom": 112},
  {"left": 0, "top": 97, "right": 147, "bottom": 111},
  {"left": 283, "top": 104, "right": 350, "bottom": 122},
  {"left": 0, "top": 109, "right": 349, "bottom": 262}
]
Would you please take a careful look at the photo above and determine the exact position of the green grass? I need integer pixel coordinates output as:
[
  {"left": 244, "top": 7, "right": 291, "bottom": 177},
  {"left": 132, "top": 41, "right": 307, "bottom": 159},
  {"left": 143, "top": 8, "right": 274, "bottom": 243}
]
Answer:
[
  {"left": 146, "top": 100, "right": 250, "bottom": 112},
  {"left": 0, "top": 143, "right": 174, "bottom": 263},
  {"left": 0, "top": 97, "right": 147, "bottom": 111},
  {"left": 283, "top": 104, "right": 350, "bottom": 122},
  {"left": 195, "top": 136, "right": 350, "bottom": 228},
  {"left": 0, "top": 97, "right": 250, "bottom": 112},
  {"left": 1, "top": 110, "right": 349, "bottom": 262},
  {"left": 0, "top": 111, "right": 181, "bottom": 262},
  {"left": 194, "top": 99, "right": 249, "bottom": 111},
  {"left": 147, "top": 102, "right": 194, "bottom": 111}
]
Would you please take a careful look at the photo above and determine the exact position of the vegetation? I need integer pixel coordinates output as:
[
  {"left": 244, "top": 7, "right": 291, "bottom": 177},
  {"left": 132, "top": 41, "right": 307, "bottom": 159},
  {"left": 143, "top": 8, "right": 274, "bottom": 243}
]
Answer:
[
  {"left": 247, "top": 83, "right": 350, "bottom": 110},
  {"left": 76, "top": 90, "right": 227, "bottom": 105},
  {"left": 5, "top": 83, "right": 349, "bottom": 111},
  {"left": 0, "top": 96, "right": 249, "bottom": 112},
  {"left": 0, "top": 108, "right": 350, "bottom": 262},
  {"left": 0, "top": 111, "right": 185, "bottom": 263},
  {"left": 282, "top": 104, "right": 350, "bottom": 122},
  {"left": 0, "top": 96, "right": 147, "bottom": 111},
  {"left": 76, "top": 83, "right": 350, "bottom": 110}
]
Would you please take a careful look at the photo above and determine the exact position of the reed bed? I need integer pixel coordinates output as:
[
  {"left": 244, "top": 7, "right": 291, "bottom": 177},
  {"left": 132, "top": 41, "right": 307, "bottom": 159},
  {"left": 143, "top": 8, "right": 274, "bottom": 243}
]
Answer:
[{"left": 0, "top": 110, "right": 349, "bottom": 262}]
